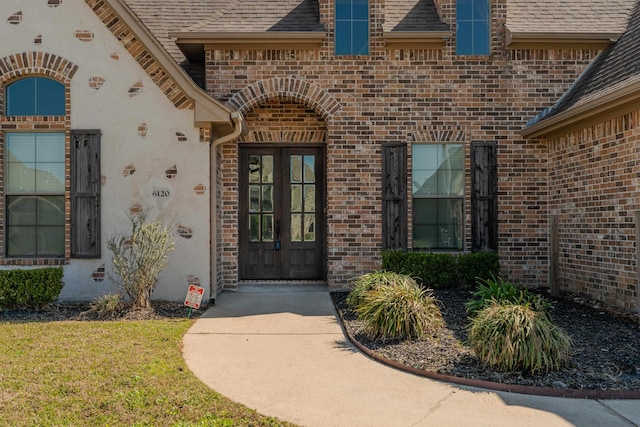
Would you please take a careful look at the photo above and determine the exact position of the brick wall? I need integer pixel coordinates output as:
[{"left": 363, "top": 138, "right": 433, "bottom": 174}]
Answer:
[
  {"left": 207, "top": 0, "right": 601, "bottom": 290},
  {"left": 548, "top": 112, "right": 640, "bottom": 312}
]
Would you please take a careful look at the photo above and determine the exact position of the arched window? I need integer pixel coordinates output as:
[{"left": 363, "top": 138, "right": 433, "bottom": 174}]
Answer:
[
  {"left": 3, "top": 76, "right": 66, "bottom": 257},
  {"left": 6, "top": 77, "right": 65, "bottom": 116}
]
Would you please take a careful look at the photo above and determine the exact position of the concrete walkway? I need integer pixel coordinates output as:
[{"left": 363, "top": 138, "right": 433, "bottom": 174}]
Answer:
[{"left": 182, "top": 287, "right": 640, "bottom": 427}]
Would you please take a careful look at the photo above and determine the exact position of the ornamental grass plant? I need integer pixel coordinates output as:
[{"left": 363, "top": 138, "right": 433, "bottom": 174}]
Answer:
[
  {"left": 349, "top": 272, "right": 444, "bottom": 341},
  {"left": 468, "top": 302, "right": 572, "bottom": 374},
  {"left": 465, "top": 274, "right": 551, "bottom": 317}
]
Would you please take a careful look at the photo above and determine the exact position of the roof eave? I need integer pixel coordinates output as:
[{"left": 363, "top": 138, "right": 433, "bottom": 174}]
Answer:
[
  {"left": 382, "top": 31, "right": 452, "bottom": 49},
  {"left": 522, "top": 79, "right": 640, "bottom": 139},
  {"left": 105, "top": 0, "right": 236, "bottom": 131},
  {"left": 169, "top": 31, "right": 325, "bottom": 60},
  {"left": 506, "top": 28, "right": 622, "bottom": 49}
]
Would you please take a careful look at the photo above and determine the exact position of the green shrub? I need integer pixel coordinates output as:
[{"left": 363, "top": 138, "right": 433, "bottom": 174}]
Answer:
[
  {"left": 352, "top": 274, "right": 444, "bottom": 341},
  {"left": 0, "top": 267, "right": 64, "bottom": 309},
  {"left": 456, "top": 251, "right": 500, "bottom": 286},
  {"left": 468, "top": 302, "right": 572, "bottom": 374},
  {"left": 465, "top": 275, "right": 551, "bottom": 317},
  {"left": 381, "top": 250, "right": 458, "bottom": 289}
]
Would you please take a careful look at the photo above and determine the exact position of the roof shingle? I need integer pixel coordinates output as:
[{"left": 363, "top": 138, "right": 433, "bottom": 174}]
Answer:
[
  {"left": 507, "top": 0, "right": 635, "bottom": 34},
  {"left": 529, "top": 1, "right": 640, "bottom": 123}
]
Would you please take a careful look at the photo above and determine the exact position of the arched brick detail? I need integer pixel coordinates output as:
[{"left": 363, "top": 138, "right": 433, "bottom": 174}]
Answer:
[
  {"left": 227, "top": 77, "right": 342, "bottom": 121},
  {"left": 0, "top": 52, "right": 78, "bottom": 85}
]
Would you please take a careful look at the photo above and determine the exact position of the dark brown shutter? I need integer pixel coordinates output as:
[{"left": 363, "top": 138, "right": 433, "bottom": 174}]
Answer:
[
  {"left": 71, "top": 130, "right": 101, "bottom": 258},
  {"left": 382, "top": 142, "right": 407, "bottom": 250},
  {"left": 471, "top": 141, "right": 498, "bottom": 251}
]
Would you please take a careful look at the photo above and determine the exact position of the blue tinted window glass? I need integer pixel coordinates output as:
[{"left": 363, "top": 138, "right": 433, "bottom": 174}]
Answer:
[
  {"left": 6, "top": 78, "right": 36, "bottom": 116},
  {"left": 335, "top": 0, "right": 369, "bottom": 55},
  {"left": 6, "top": 77, "right": 64, "bottom": 116},
  {"left": 36, "top": 78, "right": 65, "bottom": 116},
  {"left": 456, "top": 0, "right": 489, "bottom": 55},
  {"left": 456, "top": 21, "right": 473, "bottom": 55},
  {"left": 336, "top": 0, "right": 351, "bottom": 19},
  {"left": 353, "top": 0, "right": 368, "bottom": 20},
  {"left": 456, "top": 0, "right": 473, "bottom": 20},
  {"left": 473, "top": 0, "right": 489, "bottom": 20},
  {"left": 352, "top": 21, "right": 369, "bottom": 55},
  {"left": 335, "top": 21, "right": 352, "bottom": 55},
  {"left": 473, "top": 21, "right": 490, "bottom": 55}
]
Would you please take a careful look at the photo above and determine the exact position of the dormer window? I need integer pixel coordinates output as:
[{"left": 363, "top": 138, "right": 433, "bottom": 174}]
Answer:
[
  {"left": 335, "top": 0, "right": 369, "bottom": 55},
  {"left": 456, "top": 0, "right": 490, "bottom": 55}
]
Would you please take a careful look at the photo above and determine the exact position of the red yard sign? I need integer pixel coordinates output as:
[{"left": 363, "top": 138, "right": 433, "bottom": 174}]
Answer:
[{"left": 184, "top": 284, "right": 205, "bottom": 309}]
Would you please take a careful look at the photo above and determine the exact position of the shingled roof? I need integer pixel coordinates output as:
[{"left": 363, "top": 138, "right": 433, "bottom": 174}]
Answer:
[
  {"left": 507, "top": 0, "right": 634, "bottom": 34},
  {"left": 185, "top": 0, "right": 324, "bottom": 32},
  {"left": 523, "top": 0, "right": 640, "bottom": 137},
  {"left": 383, "top": 0, "right": 449, "bottom": 32}
]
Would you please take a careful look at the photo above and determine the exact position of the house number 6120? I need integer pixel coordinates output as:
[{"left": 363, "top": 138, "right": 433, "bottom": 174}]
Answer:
[{"left": 152, "top": 190, "right": 171, "bottom": 197}]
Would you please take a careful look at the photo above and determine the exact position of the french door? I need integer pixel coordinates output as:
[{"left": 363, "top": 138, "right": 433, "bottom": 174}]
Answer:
[{"left": 239, "top": 145, "right": 325, "bottom": 280}]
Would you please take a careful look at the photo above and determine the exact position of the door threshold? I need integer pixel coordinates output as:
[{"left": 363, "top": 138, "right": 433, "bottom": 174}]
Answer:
[{"left": 236, "top": 280, "right": 327, "bottom": 292}]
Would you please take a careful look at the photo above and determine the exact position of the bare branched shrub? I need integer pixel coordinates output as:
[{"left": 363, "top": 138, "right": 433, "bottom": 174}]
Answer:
[{"left": 107, "top": 212, "right": 175, "bottom": 309}]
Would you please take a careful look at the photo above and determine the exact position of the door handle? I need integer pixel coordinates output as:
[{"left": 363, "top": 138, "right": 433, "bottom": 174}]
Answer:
[{"left": 275, "top": 220, "right": 281, "bottom": 250}]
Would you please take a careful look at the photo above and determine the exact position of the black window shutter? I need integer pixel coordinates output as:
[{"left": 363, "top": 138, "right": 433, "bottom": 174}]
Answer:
[
  {"left": 382, "top": 142, "right": 407, "bottom": 250},
  {"left": 471, "top": 141, "right": 498, "bottom": 251},
  {"left": 71, "top": 130, "right": 101, "bottom": 258}
]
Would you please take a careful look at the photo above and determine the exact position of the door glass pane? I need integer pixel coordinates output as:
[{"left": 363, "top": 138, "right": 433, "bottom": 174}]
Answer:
[
  {"left": 291, "top": 214, "right": 303, "bottom": 242},
  {"left": 291, "top": 185, "right": 302, "bottom": 212},
  {"left": 249, "top": 185, "right": 261, "bottom": 212},
  {"left": 262, "top": 155, "right": 273, "bottom": 183},
  {"left": 249, "top": 214, "right": 260, "bottom": 242},
  {"left": 249, "top": 156, "right": 260, "bottom": 183},
  {"left": 304, "top": 155, "right": 315, "bottom": 182},
  {"left": 262, "top": 185, "right": 273, "bottom": 212},
  {"left": 291, "top": 155, "right": 302, "bottom": 183},
  {"left": 262, "top": 215, "right": 273, "bottom": 241},
  {"left": 304, "top": 185, "right": 315, "bottom": 212},
  {"left": 305, "top": 214, "right": 316, "bottom": 241}
]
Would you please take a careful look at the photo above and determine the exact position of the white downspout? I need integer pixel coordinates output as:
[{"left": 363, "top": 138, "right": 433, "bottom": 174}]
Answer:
[{"left": 209, "top": 111, "right": 244, "bottom": 304}]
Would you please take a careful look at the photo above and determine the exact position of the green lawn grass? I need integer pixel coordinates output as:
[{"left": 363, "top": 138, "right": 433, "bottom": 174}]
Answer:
[{"left": 0, "top": 319, "right": 293, "bottom": 426}]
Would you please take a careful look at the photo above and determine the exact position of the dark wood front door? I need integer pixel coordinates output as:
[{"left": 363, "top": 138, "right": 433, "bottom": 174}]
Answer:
[{"left": 239, "top": 145, "right": 325, "bottom": 280}]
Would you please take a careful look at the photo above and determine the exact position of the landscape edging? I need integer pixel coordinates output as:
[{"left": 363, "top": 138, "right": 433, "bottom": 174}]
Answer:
[{"left": 331, "top": 296, "right": 640, "bottom": 400}]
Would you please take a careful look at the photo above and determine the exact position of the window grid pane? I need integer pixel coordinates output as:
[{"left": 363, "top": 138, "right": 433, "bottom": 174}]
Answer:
[
  {"left": 335, "top": 0, "right": 369, "bottom": 55},
  {"left": 6, "top": 77, "right": 65, "bottom": 116},
  {"left": 6, "top": 195, "right": 65, "bottom": 257},
  {"left": 412, "top": 143, "right": 465, "bottom": 250},
  {"left": 456, "top": 0, "right": 490, "bottom": 55}
]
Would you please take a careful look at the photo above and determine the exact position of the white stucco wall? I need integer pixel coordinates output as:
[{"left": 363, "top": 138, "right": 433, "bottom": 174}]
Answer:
[{"left": 0, "top": 0, "right": 212, "bottom": 302}]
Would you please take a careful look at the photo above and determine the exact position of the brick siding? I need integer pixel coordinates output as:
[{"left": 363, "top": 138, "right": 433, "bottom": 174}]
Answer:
[
  {"left": 548, "top": 112, "right": 640, "bottom": 312},
  {"left": 207, "top": 0, "right": 602, "bottom": 291}
]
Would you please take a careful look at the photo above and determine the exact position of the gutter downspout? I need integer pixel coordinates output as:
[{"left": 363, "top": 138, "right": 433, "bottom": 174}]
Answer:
[{"left": 210, "top": 111, "right": 245, "bottom": 303}]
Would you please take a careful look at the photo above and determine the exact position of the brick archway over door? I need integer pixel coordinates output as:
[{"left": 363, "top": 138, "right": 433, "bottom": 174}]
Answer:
[{"left": 226, "top": 77, "right": 342, "bottom": 121}]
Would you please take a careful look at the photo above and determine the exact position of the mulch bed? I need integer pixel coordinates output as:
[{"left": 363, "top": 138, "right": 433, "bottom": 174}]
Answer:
[
  {"left": 332, "top": 289, "right": 640, "bottom": 392},
  {"left": 0, "top": 301, "right": 199, "bottom": 322}
]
